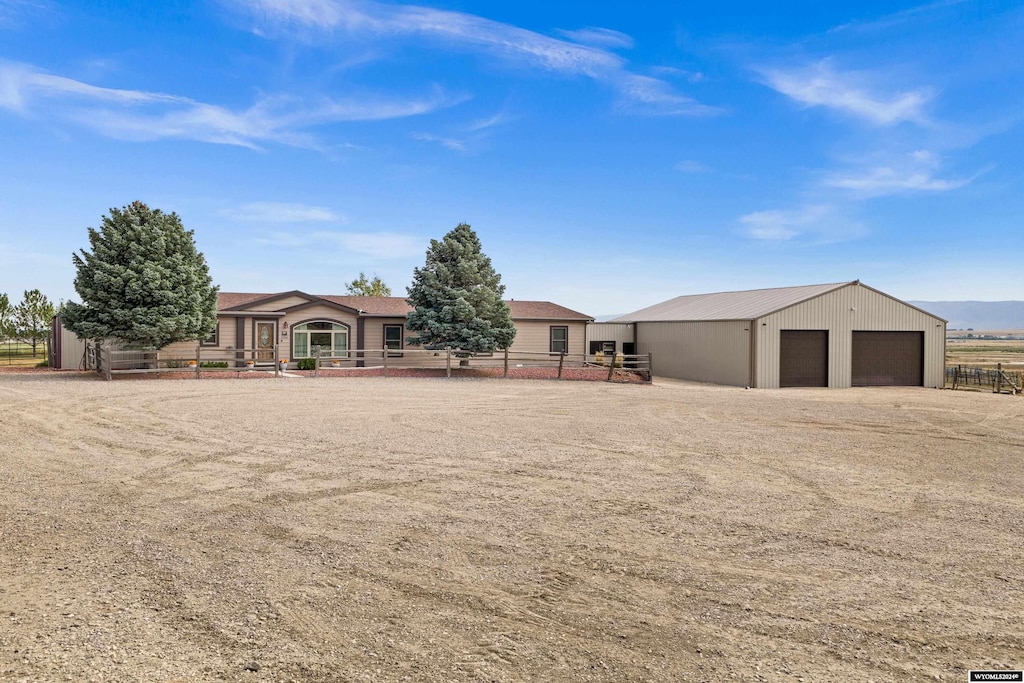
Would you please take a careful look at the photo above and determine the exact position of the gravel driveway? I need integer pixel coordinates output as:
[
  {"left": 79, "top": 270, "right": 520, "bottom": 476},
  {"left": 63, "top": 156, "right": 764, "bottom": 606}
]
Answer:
[{"left": 1, "top": 371, "right": 1021, "bottom": 681}]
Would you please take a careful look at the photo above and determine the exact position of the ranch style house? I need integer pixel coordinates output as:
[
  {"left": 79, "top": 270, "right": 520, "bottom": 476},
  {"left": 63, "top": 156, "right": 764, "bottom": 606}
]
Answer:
[{"left": 160, "top": 291, "right": 593, "bottom": 368}]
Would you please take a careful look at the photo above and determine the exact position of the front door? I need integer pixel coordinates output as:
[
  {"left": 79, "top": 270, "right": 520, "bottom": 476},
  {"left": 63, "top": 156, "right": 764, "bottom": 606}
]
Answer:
[{"left": 255, "top": 320, "right": 276, "bottom": 364}]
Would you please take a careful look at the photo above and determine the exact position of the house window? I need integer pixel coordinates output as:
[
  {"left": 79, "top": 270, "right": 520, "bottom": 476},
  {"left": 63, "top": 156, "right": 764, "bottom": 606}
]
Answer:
[
  {"left": 383, "top": 324, "right": 403, "bottom": 357},
  {"left": 550, "top": 326, "right": 568, "bottom": 354},
  {"left": 292, "top": 321, "right": 349, "bottom": 358},
  {"left": 200, "top": 322, "right": 219, "bottom": 347}
]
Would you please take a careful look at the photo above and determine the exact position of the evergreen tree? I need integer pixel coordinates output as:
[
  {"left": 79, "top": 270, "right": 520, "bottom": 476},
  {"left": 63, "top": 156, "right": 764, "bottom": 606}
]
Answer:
[
  {"left": 345, "top": 272, "right": 392, "bottom": 296},
  {"left": 63, "top": 201, "right": 218, "bottom": 349},
  {"left": 0, "top": 293, "right": 13, "bottom": 339},
  {"left": 406, "top": 223, "right": 515, "bottom": 352},
  {"left": 13, "top": 289, "right": 55, "bottom": 357}
]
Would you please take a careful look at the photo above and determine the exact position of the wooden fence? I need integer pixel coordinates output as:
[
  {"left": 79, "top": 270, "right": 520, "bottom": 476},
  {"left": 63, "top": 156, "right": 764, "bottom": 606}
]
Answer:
[
  {"left": 84, "top": 341, "right": 653, "bottom": 383},
  {"left": 946, "top": 363, "right": 1022, "bottom": 395}
]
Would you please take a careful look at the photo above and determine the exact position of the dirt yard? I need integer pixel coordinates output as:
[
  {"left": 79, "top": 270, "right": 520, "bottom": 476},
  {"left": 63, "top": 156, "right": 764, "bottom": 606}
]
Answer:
[{"left": 1, "top": 372, "right": 1022, "bottom": 682}]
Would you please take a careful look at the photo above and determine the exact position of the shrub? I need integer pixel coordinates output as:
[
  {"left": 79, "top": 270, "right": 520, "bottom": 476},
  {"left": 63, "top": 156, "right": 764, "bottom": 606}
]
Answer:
[
  {"left": 298, "top": 358, "right": 317, "bottom": 371},
  {"left": 200, "top": 361, "right": 229, "bottom": 368}
]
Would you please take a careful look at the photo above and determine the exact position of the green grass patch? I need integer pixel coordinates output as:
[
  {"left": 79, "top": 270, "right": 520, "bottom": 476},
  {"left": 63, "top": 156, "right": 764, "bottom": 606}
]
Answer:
[{"left": 948, "top": 345, "right": 1024, "bottom": 354}]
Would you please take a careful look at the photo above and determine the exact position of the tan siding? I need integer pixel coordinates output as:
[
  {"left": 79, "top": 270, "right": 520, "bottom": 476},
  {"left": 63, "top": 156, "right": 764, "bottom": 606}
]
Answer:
[
  {"left": 509, "top": 321, "right": 586, "bottom": 355},
  {"left": 281, "top": 306, "right": 358, "bottom": 360},
  {"left": 585, "top": 323, "right": 636, "bottom": 350},
  {"left": 755, "top": 283, "right": 945, "bottom": 389},
  {"left": 249, "top": 295, "right": 310, "bottom": 311},
  {"left": 636, "top": 321, "right": 751, "bottom": 386},
  {"left": 363, "top": 317, "right": 412, "bottom": 352}
]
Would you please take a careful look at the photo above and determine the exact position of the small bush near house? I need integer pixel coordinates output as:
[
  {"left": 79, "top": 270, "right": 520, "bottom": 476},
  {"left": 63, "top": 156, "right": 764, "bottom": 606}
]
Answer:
[
  {"left": 298, "top": 358, "right": 317, "bottom": 371},
  {"left": 200, "top": 361, "right": 229, "bottom": 368}
]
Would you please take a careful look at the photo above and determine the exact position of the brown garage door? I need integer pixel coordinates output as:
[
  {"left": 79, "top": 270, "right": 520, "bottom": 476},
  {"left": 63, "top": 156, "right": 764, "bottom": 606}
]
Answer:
[
  {"left": 852, "top": 331, "right": 923, "bottom": 386},
  {"left": 780, "top": 330, "right": 828, "bottom": 387}
]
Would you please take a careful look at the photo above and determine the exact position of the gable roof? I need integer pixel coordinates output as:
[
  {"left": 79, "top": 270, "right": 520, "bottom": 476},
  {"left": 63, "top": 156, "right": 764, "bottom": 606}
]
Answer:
[
  {"left": 319, "top": 296, "right": 414, "bottom": 317},
  {"left": 217, "top": 293, "right": 592, "bottom": 321},
  {"left": 611, "top": 282, "right": 855, "bottom": 322},
  {"left": 506, "top": 300, "right": 591, "bottom": 321},
  {"left": 218, "top": 292, "right": 284, "bottom": 310}
]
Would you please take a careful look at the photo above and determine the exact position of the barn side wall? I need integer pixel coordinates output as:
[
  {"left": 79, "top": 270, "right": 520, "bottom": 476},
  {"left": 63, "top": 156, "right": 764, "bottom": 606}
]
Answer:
[
  {"left": 636, "top": 320, "right": 751, "bottom": 386},
  {"left": 585, "top": 323, "right": 636, "bottom": 352},
  {"left": 754, "top": 283, "right": 946, "bottom": 389}
]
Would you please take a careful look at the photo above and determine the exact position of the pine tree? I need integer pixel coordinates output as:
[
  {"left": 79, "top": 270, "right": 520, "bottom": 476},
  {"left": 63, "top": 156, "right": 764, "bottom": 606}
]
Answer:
[
  {"left": 0, "top": 293, "right": 13, "bottom": 339},
  {"left": 63, "top": 201, "right": 218, "bottom": 349},
  {"left": 406, "top": 223, "right": 515, "bottom": 352},
  {"left": 13, "top": 289, "right": 55, "bottom": 357}
]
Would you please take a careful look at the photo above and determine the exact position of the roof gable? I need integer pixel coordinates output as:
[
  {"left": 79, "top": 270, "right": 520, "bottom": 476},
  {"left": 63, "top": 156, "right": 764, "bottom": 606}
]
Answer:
[{"left": 219, "top": 290, "right": 317, "bottom": 311}]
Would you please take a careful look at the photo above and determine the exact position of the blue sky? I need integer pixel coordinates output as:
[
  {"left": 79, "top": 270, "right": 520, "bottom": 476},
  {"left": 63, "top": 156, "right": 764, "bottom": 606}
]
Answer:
[{"left": 1, "top": 0, "right": 1022, "bottom": 316}]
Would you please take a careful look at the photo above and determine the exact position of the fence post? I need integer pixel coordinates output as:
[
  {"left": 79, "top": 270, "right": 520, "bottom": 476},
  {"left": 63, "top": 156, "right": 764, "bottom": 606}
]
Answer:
[
  {"left": 446, "top": 347, "right": 451, "bottom": 378},
  {"left": 274, "top": 343, "right": 279, "bottom": 378},
  {"left": 606, "top": 354, "right": 616, "bottom": 381},
  {"left": 558, "top": 351, "right": 565, "bottom": 379},
  {"left": 383, "top": 347, "right": 389, "bottom": 378},
  {"left": 996, "top": 362, "right": 1002, "bottom": 394},
  {"left": 195, "top": 345, "right": 201, "bottom": 379},
  {"left": 504, "top": 348, "right": 509, "bottom": 379},
  {"left": 313, "top": 346, "right": 320, "bottom": 378},
  {"left": 103, "top": 343, "right": 111, "bottom": 381}
]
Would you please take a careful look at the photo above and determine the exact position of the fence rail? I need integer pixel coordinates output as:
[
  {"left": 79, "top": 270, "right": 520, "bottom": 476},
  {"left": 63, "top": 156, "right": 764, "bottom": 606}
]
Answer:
[
  {"left": 82, "top": 342, "right": 652, "bottom": 383},
  {"left": 946, "top": 363, "right": 1022, "bottom": 394},
  {"left": 1, "top": 338, "right": 48, "bottom": 365}
]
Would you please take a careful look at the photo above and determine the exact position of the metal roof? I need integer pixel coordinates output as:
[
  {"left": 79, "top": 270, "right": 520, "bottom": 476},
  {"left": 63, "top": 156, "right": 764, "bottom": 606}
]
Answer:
[{"left": 611, "top": 282, "right": 856, "bottom": 322}]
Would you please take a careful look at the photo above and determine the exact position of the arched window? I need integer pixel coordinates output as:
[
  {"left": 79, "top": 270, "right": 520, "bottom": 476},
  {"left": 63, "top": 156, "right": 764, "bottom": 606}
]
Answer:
[{"left": 292, "top": 321, "right": 349, "bottom": 358}]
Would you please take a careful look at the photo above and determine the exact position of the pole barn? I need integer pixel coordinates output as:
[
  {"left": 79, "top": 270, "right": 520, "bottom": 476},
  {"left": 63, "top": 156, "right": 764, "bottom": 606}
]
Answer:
[{"left": 607, "top": 281, "right": 946, "bottom": 388}]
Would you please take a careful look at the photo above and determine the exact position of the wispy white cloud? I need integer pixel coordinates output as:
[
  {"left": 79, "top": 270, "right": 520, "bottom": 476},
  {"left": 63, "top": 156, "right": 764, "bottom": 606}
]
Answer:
[
  {"left": 0, "top": 0, "right": 53, "bottom": 28},
  {"left": 650, "top": 65, "right": 705, "bottom": 83},
  {"left": 825, "top": 149, "right": 975, "bottom": 196},
  {"left": 828, "top": 0, "right": 969, "bottom": 35},
  {"left": 412, "top": 132, "right": 467, "bottom": 153},
  {"left": 0, "top": 60, "right": 460, "bottom": 148},
  {"left": 828, "top": 168, "right": 969, "bottom": 194},
  {"left": 467, "top": 111, "right": 511, "bottom": 132},
  {"left": 556, "top": 26, "right": 634, "bottom": 50},
  {"left": 739, "top": 204, "right": 864, "bottom": 242},
  {"left": 760, "top": 59, "right": 932, "bottom": 125},
  {"left": 221, "top": 202, "right": 343, "bottom": 223},
  {"left": 413, "top": 109, "right": 513, "bottom": 154},
  {"left": 227, "top": 0, "right": 716, "bottom": 116},
  {"left": 615, "top": 73, "right": 717, "bottom": 116},
  {"left": 675, "top": 159, "right": 709, "bottom": 173},
  {"left": 255, "top": 229, "right": 422, "bottom": 258}
]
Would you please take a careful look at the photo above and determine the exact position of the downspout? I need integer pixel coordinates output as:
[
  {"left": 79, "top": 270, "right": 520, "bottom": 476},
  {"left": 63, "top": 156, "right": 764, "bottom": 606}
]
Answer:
[
  {"left": 748, "top": 319, "right": 756, "bottom": 389},
  {"left": 356, "top": 318, "right": 365, "bottom": 367}
]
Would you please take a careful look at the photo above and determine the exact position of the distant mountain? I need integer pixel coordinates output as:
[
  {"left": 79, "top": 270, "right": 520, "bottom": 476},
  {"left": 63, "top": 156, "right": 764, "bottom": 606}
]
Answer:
[{"left": 908, "top": 301, "right": 1024, "bottom": 330}]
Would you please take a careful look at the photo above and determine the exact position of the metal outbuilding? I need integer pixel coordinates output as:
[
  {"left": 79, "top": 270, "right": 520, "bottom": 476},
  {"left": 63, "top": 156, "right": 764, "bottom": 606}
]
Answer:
[{"left": 589, "top": 281, "right": 946, "bottom": 388}]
